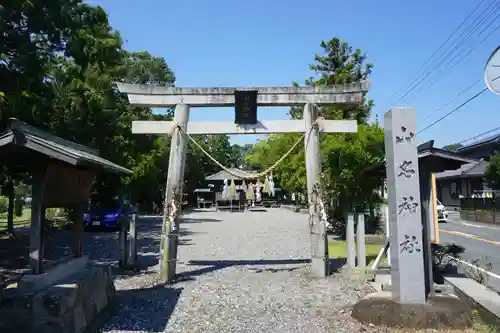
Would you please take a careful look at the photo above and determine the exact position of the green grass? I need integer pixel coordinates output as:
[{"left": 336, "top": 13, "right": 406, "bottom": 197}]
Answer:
[
  {"left": 328, "top": 240, "right": 388, "bottom": 266},
  {"left": 0, "top": 209, "right": 32, "bottom": 229}
]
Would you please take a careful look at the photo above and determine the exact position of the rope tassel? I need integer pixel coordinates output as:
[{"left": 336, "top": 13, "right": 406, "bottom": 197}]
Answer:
[{"left": 246, "top": 183, "right": 254, "bottom": 200}]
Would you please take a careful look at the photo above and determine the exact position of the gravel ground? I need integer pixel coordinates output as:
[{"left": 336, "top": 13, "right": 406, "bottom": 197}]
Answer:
[{"left": 101, "top": 209, "right": 383, "bottom": 333}]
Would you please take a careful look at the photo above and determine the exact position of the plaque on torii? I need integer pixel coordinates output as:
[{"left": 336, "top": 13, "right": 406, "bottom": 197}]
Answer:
[
  {"left": 115, "top": 81, "right": 371, "bottom": 282},
  {"left": 234, "top": 89, "right": 258, "bottom": 125}
]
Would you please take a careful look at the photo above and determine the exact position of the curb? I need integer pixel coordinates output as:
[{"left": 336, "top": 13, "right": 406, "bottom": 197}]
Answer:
[{"left": 445, "top": 276, "right": 500, "bottom": 329}]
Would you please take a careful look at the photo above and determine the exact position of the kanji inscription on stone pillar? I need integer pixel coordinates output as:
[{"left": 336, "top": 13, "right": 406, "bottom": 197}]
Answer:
[{"left": 384, "top": 107, "right": 426, "bottom": 304}]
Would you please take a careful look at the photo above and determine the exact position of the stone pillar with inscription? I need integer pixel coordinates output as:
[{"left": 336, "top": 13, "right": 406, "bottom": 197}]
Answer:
[{"left": 384, "top": 107, "right": 426, "bottom": 304}]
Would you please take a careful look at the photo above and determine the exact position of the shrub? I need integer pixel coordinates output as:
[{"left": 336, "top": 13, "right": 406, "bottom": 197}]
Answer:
[
  {"left": 432, "top": 243, "right": 465, "bottom": 284},
  {"left": 467, "top": 257, "right": 493, "bottom": 286},
  {"left": 45, "top": 208, "right": 58, "bottom": 218}
]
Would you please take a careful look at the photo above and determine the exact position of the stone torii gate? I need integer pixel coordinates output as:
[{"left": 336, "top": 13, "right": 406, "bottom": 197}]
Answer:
[{"left": 116, "top": 82, "right": 371, "bottom": 282}]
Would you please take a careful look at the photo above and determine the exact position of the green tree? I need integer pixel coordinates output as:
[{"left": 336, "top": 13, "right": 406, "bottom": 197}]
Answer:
[
  {"left": 0, "top": 0, "right": 86, "bottom": 127},
  {"left": 119, "top": 51, "right": 176, "bottom": 86},
  {"left": 1, "top": 1, "right": 181, "bottom": 213},
  {"left": 320, "top": 124, "right": 384, "bottom": 210},
  {"left": 245, "top": 134, "right": 306, "bottom": 191},
  {"left": 229, "top": 144, "right": 253, "bottom": 168},
  {"left": 443, "top": 143, "right": 463, "bottom": 151},
  {"left": 246, "top": 37, "right": 384, "bottom": 227},
  {"left": 485, "top": 155, "right": 500, "bottom": 190},
  {"left": 49, "top": 4, "right": 181, "bottom": 211},
  {"left": 289, "top": 37, "right": 373, "bottom": 123}
]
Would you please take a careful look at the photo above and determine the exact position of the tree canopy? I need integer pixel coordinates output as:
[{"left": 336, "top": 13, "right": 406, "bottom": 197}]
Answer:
[
  {"left": 443, "top": 143, "right": 464, "bottom": 151},
  {"left": 0, "top": 0, "right": 233, "bottom": 212},
  {"left": 485, "top": 155, "right": 500, "bottom": 191}
]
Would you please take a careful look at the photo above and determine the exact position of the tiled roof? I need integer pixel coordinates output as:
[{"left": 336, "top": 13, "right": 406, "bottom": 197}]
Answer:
[
  {"left": 435, "top": 160, "right": 488, "bottom": 179},
  {"left": 205, "top": 168, "right": 258, "bottom": 180},
  {"left": 457, "top": 133, "right": 500, "bottom": 152}
]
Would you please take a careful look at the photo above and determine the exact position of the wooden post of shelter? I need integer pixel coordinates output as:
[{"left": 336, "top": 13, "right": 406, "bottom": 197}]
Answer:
[
  {"left": 116, "top": 81, "right": 371, "bottom": 282},
  {"left": 30, "top": 169, "right": 48, "bottom": 274},
  {"left": 419, "top": 163, "right": 435, "bottom": 297},
  {"left": 430, "top": 173, "right": 440, "bottom": 244},
  {"left": 6, "top": 175, "right": 15, "bottom": 236},
  {"left": 72, "top": 204, "right": 85, "bottom": 257}
]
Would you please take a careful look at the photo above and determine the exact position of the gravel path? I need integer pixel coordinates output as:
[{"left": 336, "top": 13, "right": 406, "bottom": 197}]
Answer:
[{"left": 101, "top": 208, "right": 378, "bottom": 333}]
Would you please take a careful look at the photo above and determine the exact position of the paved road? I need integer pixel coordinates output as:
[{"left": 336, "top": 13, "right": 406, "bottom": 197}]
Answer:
[{"left": 439, "top": 211, "right": 500, "bottom": 291}]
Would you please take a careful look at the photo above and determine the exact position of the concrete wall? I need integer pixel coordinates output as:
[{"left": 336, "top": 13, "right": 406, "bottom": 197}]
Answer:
[{"left": 461, "top": 210, "right": 500, "bottom": 224}]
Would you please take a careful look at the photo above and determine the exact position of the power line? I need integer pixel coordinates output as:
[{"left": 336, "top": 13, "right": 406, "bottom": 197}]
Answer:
[
  {"left": 417, "top": 87, "right": 488, "bottom": 135},
  {"left": 419, "top": 79, "right": 481, "bottom": 124},
  {"left": 395, "top": 0, "right": 499, "bottom": 105},
  {"left": 384, "top": 0, "right": 489, "bottom": 107},
  {"left": 396, "top": 0, "right": 498, "bottom": 104},
  {"left": 478, "top": 4, "right": 500, "bottom": 36},
  {"left": 402, "top": 4, "right": 500, "bottom": 105}
]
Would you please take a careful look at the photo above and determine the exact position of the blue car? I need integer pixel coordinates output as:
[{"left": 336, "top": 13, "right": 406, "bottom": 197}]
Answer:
[{"left": 83, "top": 198, "right": 137, "bottom": 230}]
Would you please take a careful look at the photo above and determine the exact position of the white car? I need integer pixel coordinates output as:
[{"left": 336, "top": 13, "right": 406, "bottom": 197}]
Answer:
[{"left": 436, "top": 200, "right": 448, "bottom": 222}]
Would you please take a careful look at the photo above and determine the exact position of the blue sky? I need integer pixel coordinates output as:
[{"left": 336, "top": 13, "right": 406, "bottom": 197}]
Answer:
[{"left": 90, "top": 0, "right": 500, "bottom": 147}]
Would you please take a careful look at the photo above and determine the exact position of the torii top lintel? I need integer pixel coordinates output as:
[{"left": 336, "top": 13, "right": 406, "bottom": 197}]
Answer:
[{"left": 115, "top": 81, "right": 371, "bottom": 107}]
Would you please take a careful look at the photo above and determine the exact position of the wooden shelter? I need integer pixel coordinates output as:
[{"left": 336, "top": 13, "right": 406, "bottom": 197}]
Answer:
[{"left": 0, "top": 118, "right": 132, "bottom": 274}]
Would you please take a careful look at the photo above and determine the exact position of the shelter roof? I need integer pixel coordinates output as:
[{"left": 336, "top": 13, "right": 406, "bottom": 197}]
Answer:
[
  {"left": 205, "top": 168, "right": 258, "bottom": 181},
  {"left": 456, "top": 133, "right": 500, "bottom": 154},
  {"left": 0, "top": 118, "right": 132, "bottom": 175},
  {"left": 435, "top": 160, "right": 488, "bottom": 179}
]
